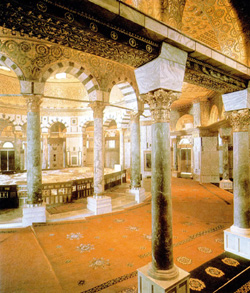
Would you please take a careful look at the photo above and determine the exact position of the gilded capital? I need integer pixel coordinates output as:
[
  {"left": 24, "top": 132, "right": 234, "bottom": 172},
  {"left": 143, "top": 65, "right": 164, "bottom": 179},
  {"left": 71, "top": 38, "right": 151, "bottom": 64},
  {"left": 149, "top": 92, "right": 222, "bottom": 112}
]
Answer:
[
  {"left": 89, "top": 101, "right": 105, "bottom": 119},
  {"left": 129, "top": 110, "right": 142, "bottom": 123},
  {"left": 226, "top": 109, "right": 250, "bottom": 132},
  {"left": 25, "top": 95, "right": 42, "bottom": 112},
  {"left": 141, "top": 89, "right": 180, "bottom": 123}
]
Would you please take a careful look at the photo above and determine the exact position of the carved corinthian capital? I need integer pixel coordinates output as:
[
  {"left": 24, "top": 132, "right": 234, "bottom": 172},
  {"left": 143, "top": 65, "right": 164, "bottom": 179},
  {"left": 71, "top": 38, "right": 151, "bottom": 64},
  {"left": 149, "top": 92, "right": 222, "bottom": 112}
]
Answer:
[
  {"left": 25, "top": 95, "right": 42, "bottom": 112},
  {"left": 129, "top": 110, "right": 142, "bottom": 123},
  {"left": 226, "top": 109, "right": 250, "bottom": 132},
  {"left": 89, "top": 101, "right": 105, "bottom": 119},
  {"left": 141, "top": 89, "right": 180, "bottom": 123}
]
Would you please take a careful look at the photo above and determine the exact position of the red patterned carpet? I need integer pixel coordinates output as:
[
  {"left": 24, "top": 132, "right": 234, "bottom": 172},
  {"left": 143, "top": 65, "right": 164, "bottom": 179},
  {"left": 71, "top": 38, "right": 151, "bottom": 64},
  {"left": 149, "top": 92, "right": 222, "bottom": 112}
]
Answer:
[{"left": 0, "top": 178, "right": 234, "bottom": 292}]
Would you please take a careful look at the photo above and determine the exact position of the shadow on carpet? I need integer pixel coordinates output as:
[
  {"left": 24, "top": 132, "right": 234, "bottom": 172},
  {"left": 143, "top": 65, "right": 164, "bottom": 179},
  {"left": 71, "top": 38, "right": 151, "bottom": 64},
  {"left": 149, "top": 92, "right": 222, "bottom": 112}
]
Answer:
[{"left": 189, "top": 252, "right": 250, "bottom": 292}]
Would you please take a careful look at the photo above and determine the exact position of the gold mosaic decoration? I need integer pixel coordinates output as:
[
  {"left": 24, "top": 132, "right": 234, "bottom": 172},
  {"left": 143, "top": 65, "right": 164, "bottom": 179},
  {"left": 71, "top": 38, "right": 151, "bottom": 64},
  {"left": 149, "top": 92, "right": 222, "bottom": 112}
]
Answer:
[
  {"left": 205, "top": 266, "right": 225, "bottom": 278},
  {"left": 189, "top": 278, "right": 206, "bottom": 291},
  {"left": 121, "top": 0, "right": 247, "bottom": 65},
  {"left": 222, "top": 257, "right": 240, "bottom": 267}
]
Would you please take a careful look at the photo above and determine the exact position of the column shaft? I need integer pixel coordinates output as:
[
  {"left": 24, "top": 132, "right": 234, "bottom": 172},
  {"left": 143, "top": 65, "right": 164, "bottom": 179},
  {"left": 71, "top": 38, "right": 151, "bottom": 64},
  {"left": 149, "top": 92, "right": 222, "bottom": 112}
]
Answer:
[
  {"left": 130, "top": 113, "right": 141, "bottom": 188},
  {"left": 26, "top": 95, "right": 42, "bottom": 204},
  {"left": 152, "top": 122, "right": 173, "bottom": 270},
  {"left": 90, "top": 101, "right": 105, "bottom": 195},
  {"left": 233, "top": 131, "right": 250, "bottom": 228},
  {"left": 222, "top": 137, "right": 229, "bottom": 180},
  {"left": 119, "top": 128, "right": 125, "bottom": 170},
  {"left": 142, "top": 89, "right": 179, "bottom": 280}
]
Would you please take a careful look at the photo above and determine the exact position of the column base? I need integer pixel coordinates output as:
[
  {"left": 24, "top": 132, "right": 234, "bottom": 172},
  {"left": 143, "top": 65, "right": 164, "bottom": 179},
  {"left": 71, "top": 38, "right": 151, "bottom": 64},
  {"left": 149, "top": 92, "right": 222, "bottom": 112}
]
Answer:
[
  {"left": 129, "top": 187, "right": 145, "bottom": 203},
  {"left": 219, "top": 179, "right": 233, "bottom": 190},
  {"left": 87, "top": 195, "right": 112, "bottom": 215},
  {"left": 22, "top": 203, "right": 46, "bottom": 227},
  {"left": 138, "top": 263, "right": 190, "bottom": 293},
  {"left": 172, "top": 171, "right": 180, "bottom": 178},
  {"left": 224, "top": 226, "right": 250, "bottom": 260}
]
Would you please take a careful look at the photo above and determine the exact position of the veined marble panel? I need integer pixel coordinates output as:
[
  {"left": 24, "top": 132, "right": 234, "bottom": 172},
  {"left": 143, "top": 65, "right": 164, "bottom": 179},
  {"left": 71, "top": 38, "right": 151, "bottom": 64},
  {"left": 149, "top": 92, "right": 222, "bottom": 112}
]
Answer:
[
  {"left": 222, "top": 89, "right": 250, "bottom": 111},
  {"left": 135, "top": 43, "right": 187, "bottom": 94}
]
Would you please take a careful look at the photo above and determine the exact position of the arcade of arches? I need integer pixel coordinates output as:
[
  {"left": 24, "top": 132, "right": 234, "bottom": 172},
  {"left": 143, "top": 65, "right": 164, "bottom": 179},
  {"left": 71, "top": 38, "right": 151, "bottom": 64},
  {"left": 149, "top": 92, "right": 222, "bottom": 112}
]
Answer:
[{"left": 1, "top": 0, "right": 250, "bottom": 292}]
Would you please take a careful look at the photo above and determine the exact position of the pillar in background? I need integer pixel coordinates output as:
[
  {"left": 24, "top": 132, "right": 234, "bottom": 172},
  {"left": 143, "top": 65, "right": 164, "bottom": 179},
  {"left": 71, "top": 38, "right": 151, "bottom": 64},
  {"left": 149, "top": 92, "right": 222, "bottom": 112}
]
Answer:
[
  {"left": 23, "top": 94, "right": 46, "bottom": 226},
  {"left": 223, "top": 90, "right": 250, "bottom": 260},
  {"left": 14, "top": 125, "right": 22, "bottom": 171},
  {"left": 119, "top": 128, "right": 125, "bottom": 170},
  {"left": 87, "top": 101, "right": 112, "bottom": 215},
  {"left": 129, "top": 111, "right": 145, "bottom": 203},
  {"left": 219, "top": 128, "right": 233, "bottom": 190},
  {"left": 41, "top": 129, "right": 48, "bottom": 169}
]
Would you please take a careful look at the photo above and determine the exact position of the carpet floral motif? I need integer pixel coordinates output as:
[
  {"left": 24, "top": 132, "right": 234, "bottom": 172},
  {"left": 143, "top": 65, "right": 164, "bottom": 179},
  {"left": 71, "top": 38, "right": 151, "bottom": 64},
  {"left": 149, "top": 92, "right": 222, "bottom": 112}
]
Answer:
[
  {"left": 177, "top": 256, "right": 192, "bottom": 265},
  {"left": 114, "top": 218, "right": 125, "bottom": 223},
  {"left": 198, "top": 246, "right": 212, "bottom": 254},
  {"left": 126, "top": 226, "right": 139, "bottom": 231},
  {"left": 205, "top": 266, "right": 224, "bottom": 278},
  {"left": 76, "top": 243, "right": 94, "bottom": 253},
  {"left": 89, "top": 258, "right": 110, "bottom": 269},
  {"left": 143, "top": 234, "right": 151, "bottom": 240},
  {"left": 189, "top": 278, "right": 206, "bottom": 291},
  {"left": 215, "top": 238, "right": 223, "bottom": 244},
  {"left": 222, "top": 257, "right": 240, "bottom": 267},
  {"left": 66, "top": 232, "right": 83, "bottom": 240}
]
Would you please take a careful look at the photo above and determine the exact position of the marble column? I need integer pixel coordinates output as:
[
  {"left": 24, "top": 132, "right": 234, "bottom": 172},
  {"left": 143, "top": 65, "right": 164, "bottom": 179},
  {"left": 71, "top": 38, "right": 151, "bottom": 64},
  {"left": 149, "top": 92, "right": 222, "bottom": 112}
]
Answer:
[
  {"left": 119, "top": 128, "right": 125, "bottom": 170},
  {"left": 172, "top": 137, "right": 179, "bottom": 177},
  {"left": 23, "top": 94, "right": 46, "bottom": 226},
  {"left": 130, "top": 111, "right": 141, "bottom": 188},
  {"left": 135, "top": 42, "right": 189, "bottom": 292},
  {"left": 129, "top": 111, "right": 145, "bottom": 203},
  {"left": 90, "top": 101, "right": 105, "bottom": 195},
  {"left": 223, "top": 108, "right": 250, "bottom": 259},
  {"left": 42, "top": 131, "right": 48, "bottom": 169},
  {"left": 82, "top": 127, "right": 87, "bottom": 167},
  {"left": 219, "top": 128, "right": 232, "bottom": 190},
  {"left": 142, "top": 89, "right": 179, "bottom": 279},
  {"left": 87, "top": 101, "right": 112, "bottom": 215},
  {"left": 14, "top": 126, "right": 22, "bottom": 171}
]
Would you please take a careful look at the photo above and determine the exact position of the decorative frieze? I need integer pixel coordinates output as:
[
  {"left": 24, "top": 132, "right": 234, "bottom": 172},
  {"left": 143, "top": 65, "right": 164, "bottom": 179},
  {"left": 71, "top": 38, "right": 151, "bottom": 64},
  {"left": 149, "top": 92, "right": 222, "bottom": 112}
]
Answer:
[
  {"left": 226, "top": 109, "right": 250, "bottom": 132},
  {"left": 141, "top": 89, "right": 180, "bottom": 123},
  {"left": 185, "top": 57, "right": 247, "bottom": 93}
]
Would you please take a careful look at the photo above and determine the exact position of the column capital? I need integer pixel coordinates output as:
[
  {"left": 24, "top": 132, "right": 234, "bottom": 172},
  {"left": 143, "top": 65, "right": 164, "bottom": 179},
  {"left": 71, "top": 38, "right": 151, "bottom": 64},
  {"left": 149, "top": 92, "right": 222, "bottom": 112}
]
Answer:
[
  {"left": 129, "top": 110, "right": 142, "bottom": 123},
  {"left": 24, "top": 94, "right": 42, "bottom": 113},
  {"left": 89, "top": 101, "right": 105, "bottom": 119},
  {"left": 226, "top": 109, "right": 250, "bottom": 132},
  {"left": 141, "top": 89, "right": 180, "bottom": 123}
]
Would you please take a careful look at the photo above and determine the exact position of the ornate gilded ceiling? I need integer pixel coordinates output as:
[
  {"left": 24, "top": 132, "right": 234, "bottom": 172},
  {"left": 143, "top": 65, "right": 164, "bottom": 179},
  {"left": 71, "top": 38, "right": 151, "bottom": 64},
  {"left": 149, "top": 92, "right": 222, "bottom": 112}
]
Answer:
[{"left": 122, "top": 0, "right": 248, "bottom": 65}]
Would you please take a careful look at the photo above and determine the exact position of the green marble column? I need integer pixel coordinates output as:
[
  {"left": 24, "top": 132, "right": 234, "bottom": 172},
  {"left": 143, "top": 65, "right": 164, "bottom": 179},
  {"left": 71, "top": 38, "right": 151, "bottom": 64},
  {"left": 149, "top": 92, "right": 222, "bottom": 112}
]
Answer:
[
  {"left": 130, "top": 112, "right": 141, "bottom": 188},
  {"left": 26, "top": 95, "right": 43, "bottom": 205},
  {"left": 227, "top": 109, "right": 250, "bottom": 229},
  {"left": 90, "top": 101, "right": 105, "bottom": 195},
  {"left": 142, "top": 89, "right": 180, "bottom": 280}
]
